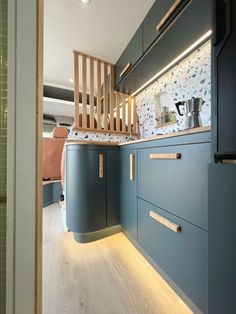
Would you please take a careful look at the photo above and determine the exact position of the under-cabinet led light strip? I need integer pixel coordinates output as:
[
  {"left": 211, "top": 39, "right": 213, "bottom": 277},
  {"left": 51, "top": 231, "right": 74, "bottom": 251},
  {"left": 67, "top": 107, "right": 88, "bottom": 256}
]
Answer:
[{"left": 131, "top": 30, "right": 212, "bottom": 97}]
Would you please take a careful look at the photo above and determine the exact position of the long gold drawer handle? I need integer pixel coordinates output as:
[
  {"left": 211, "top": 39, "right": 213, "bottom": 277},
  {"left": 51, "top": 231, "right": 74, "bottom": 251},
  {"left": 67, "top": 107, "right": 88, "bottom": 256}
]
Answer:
[
  {"left": 130, "top": 154, "right": 135, "bottom": 181},
  {"left": 99, "top": 154, "right": 104, "bottom": 178},
  {"left": 149, "top": 153, "right": 181, "bottom": 160},
  {"left": 149, "top": 211, "right": 181, "bottom": 233},
  {"left": 156, "top": 0, "right": 183, "bottom": 31},
  {"left": 119, "top": 62, "right": 132, "bottom": 78}
]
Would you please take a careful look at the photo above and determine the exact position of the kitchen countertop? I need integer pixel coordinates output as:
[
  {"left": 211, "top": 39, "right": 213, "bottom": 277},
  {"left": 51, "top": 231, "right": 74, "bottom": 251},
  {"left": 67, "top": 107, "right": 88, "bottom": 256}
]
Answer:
[{"left": 66, "top": 126, "right": 211, "bottom": 147}]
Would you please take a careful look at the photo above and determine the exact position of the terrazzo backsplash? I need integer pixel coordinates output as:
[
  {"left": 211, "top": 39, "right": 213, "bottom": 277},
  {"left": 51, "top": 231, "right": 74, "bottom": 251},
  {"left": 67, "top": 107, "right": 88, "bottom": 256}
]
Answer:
[
  {"left": 136, "top": 40, "right": 211, "bottom": 137},
  {"left": 68, "top": 40, "right": 211, "bottom": 142}
]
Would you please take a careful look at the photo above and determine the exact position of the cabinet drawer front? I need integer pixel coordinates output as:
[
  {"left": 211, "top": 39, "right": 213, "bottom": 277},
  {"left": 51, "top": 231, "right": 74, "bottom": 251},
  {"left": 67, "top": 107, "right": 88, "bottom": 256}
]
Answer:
[
  {"left": 138, "top": 143, "right": 210, "bottom": 230},
  {"left": 138, "top": 198, "right": 207, "bottom": 313}
]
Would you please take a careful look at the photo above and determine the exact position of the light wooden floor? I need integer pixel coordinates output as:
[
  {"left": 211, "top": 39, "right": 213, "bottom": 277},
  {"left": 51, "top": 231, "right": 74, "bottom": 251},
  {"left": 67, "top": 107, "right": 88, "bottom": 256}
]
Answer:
[{"left": 43, "top": 203, "right": 192, "bottom": 314}]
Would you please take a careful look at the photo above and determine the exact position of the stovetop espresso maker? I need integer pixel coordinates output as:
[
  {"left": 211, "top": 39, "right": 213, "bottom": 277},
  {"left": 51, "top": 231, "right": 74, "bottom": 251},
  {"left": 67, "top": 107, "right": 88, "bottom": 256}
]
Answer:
[{"left": 175, "top": 97, "right": 204, "bottom": 129}]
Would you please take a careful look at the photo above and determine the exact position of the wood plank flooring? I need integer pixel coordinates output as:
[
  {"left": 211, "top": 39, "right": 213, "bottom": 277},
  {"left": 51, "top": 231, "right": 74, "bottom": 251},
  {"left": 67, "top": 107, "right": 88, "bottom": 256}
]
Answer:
[{"left": 43, "top": 203, "right": 192, "bottom": 314}]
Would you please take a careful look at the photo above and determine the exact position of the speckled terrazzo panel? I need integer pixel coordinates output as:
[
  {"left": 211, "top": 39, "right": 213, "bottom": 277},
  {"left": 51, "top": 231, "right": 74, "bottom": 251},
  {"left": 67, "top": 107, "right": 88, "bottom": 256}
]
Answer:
[
  {"left": 136, "top": 40, "right": 211, "bottom": 137},
  {"left": 68, "top": 130, "right": 132, "bottom": 142}
]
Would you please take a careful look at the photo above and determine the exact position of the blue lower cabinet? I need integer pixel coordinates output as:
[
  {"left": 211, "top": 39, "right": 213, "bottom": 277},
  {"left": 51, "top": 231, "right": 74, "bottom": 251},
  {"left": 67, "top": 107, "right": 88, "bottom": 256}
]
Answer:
[
  {"left": 138, "top": 142, "right": 210, "bottom": 230},
  {"left": 208, "top": 164, "right": 236, "bottom": 314},
  {"left": 120, "top": 149, "right": 137, "bottom": 240},
  {"left": 66, "top": 146, "right": 107, "bottom": 233},
  {"left": 138, "top": 198, "right": 207, "bottom": 313}
]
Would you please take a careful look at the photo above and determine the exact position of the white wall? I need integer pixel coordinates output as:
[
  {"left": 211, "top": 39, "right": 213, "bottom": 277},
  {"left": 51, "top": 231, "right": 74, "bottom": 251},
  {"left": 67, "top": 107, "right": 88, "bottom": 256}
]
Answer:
[{"left": 7, "top": 0, "right": 38, "bottom": 313}]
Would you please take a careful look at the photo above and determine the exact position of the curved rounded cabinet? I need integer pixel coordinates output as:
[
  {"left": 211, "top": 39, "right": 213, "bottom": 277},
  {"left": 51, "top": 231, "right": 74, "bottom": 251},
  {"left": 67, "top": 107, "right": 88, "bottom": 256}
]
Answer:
[{"left": 66, "top": 144, "right": 121, "bottom": 243}]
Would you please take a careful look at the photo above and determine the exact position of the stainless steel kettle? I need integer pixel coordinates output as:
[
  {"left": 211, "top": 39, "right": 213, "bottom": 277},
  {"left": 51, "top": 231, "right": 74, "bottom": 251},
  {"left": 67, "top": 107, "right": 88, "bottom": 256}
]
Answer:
[{"left": 175, "top": 97, "right": 204, "bottom": 129}]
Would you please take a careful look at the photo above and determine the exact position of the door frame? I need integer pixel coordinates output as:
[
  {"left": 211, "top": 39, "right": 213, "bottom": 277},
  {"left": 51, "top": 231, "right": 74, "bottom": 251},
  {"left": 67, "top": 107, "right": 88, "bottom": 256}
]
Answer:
[{"left": 7, "top": 0, "right": 43, "bottom": 313}]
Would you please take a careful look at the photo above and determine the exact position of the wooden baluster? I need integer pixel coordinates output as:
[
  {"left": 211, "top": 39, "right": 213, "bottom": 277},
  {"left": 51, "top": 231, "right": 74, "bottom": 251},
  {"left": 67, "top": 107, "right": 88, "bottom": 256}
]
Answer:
[
  {"left": 122, "top": 94, "right": 126, "bottom": 132},
  {"left": 90, "top": 57, "right": 94, "bottom": 129},
  {"left": 128, "top": 95, "right": 131, "bottom": 134},
  {"left": 110, "top": 65, "right": 115, "bottom": 131},
  {"left": 97, "top": 60, "right": 101, "bottom": 130},
  {"left": 82, "top": 54, "right": 87, "bottom": 128},
  {"left": 133, "top": 96, "right": 137, "bottom": 134},
  {"left": 103, "top": 63, "right": 108, "bottom": 130},
  {"left": 116, "top": 93, "right": 120, "bottom": 132},
  {"left": 73, "top": 51, "right": 79, "bottom": 128}
]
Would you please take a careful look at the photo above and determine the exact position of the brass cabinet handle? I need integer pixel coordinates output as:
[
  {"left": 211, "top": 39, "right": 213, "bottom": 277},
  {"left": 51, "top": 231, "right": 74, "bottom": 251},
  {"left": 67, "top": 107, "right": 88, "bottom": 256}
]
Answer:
[
  {"left": 119, "top": 62, "right": 132, "bottom": 78},
  {"left": 130, "top": 154, "right": 135, "bottom": 181},
  {"left": 156, "top": 0, "right": 183, "bottom": 31},
  {"left": 149, "top": 153, "right": 181, "bottom": 160},
  {"left": 99, "top": 154, "right": 104, "bottom": 178},
  {"left": 149, "top": 211, "right": 181, "bottom": 233}
]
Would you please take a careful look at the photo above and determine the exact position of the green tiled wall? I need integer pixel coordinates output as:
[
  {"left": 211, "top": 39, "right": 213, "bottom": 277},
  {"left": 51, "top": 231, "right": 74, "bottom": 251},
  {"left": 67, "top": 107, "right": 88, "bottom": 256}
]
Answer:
[{"left": 0, "top": 0, "right": 7, "bottom": 312}]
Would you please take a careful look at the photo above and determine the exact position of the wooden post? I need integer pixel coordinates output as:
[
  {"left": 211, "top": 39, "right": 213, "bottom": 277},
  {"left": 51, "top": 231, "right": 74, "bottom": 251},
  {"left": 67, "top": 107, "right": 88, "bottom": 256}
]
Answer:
[
  {"left": 122, "top": 94, "right": 126, "bottom": 132},
  {"left": 82, "top": 54, "right": 87, "bottom": 128},
  {"left": 133, "top": 96, "right": 137, "bottom": 134},
  {"left": 116, "top": 93, "right": 120, "bottom": 132},
  {"left": 128, "top": 95, "right": 132, "bottom": 134},
  {"left": 103, "top": 63, "right": 108, "bottom": 130},
  {"left": 90, "top": 57, "right": 94, "bottom": 129},
  {"left": 97, "top": 60, "right": 101, "bottom": 130},
  {"left": 73, "top": 51, "right": 79, "bottom": 128},
  {"left": 110, "top": 65, "right": 114, "bottom": 131}
]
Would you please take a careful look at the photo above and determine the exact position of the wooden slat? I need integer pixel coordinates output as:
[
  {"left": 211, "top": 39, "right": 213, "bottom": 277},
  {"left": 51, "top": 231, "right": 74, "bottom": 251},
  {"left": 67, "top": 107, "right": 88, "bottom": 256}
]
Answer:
[
  {"left": 74, "top": 51, "right": 79, "bottom": 128},
  {"left": 82, "top": 54, "right": 87, "bottom": 128},
  {"left": 116, "top": 93, "right": 120, "bottom": 132},
  {"left": 122, "top": 94, "right": 126, "bottom": 132},
  {"left": 110, "top": 65, "right": 115, "bottom": 131},
  {"left": 90, "top": 57, "right": 94, "bottom": 129},
  {"left": 128, "top": 96, "right": 132, "bottom": 134},
  {"left": 103, "top": 63, "right": 108, "bottom": 130},
  {"left": 73, "top": 50, "right": 115, "bottom": 66},
  {"left": 132, "top": 97, "right": 137, "bottom": 134},
  {"left": 97, "top": 60, "right": 101, "bottom": 130}
]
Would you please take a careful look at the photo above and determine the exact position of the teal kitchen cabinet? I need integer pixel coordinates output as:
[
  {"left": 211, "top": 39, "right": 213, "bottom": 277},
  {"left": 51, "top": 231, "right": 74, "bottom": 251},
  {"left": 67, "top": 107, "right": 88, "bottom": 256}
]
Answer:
[
  {"left": 142, "top": 0, "right": 190, "bottom": 52},
  {"left": 208, "top": 164, "right": 236, "bottom": 314},
  {"left": 114, "top": 25, "right": 143, "bottom": 87},
  {"left": 66, "top": 146, "right": 107, "bottom": 233},
  {"left": 116, "top": 0, "right": 211, "bottom": 94},
  {"left": 138, "top": 142, "right": 211, "bottom": 230},
  {"left": 66, "top": 144, "right": 120, "bottom": 243},
  {"left": 119, "top": 148, "right": 137, "bottom": 240},
  {"left": 138, "top": 198, "right": 207, "bottom": 313}
]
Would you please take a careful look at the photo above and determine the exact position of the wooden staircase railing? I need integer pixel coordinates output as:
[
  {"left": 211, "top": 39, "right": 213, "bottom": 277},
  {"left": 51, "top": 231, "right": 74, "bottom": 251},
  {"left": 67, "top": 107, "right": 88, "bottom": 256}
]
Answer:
[{"left": 73, "top": 50, "right": 137, "bottom": 135}]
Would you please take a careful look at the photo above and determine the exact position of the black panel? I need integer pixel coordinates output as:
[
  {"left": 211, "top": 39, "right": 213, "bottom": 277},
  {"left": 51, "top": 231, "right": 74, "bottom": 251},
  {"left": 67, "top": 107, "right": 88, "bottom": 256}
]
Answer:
[
  {"left": 213, "top": 0, "right": 236, "bottom": 156},
  {"left": 44, "top": 85, "right": 96, "bottom": 105},
  {"left": 115, "top": 0, "right": 211, "bottom": 95}
]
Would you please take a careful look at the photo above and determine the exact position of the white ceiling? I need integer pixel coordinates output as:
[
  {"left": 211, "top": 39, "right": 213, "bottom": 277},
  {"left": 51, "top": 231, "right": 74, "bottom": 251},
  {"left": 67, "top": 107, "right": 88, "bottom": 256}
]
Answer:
[{"left": 44, "top": 0, "right": 155, "bottom": 88}]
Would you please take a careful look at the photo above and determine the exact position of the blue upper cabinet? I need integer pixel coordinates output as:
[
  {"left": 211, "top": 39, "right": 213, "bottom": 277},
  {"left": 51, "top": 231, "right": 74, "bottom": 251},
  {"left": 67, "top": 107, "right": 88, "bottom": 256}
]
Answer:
[
  {"left": 114, "top": 25, "right": 143, "bottom": 88},
  {"left": 119, "top": 148, "right": 138, "bottom": 240},
  {"left": 143, "top": 0, "right": 190, "bottom": 52},
  {"left": 115, "top": 0, "right": 211, "bottom": 94},
  {"left": 138, "top": 142, "right": 211, "bottom": 230}
]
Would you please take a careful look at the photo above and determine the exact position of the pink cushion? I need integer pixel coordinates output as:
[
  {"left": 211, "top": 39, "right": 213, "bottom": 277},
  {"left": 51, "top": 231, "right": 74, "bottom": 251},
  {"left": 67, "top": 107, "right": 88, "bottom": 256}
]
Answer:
[{"left": 52, "top": 127, "right": 69, "bottom": 138}]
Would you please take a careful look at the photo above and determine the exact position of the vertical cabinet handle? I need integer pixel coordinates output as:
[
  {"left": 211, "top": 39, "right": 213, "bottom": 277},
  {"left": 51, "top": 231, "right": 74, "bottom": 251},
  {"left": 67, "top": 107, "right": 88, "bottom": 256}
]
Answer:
[
  {"left": 130, "top": 154, "right": 135, "bottom": 181},
  {"left": 156, "top": 0, "right": 183, "bottom": 31},
  {"left": 99, "top": 154, "right": 104, "bottom": 178}
]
